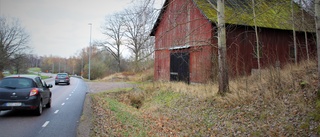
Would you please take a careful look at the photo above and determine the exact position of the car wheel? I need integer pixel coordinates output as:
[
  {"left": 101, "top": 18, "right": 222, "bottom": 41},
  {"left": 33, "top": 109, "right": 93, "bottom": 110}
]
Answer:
[
  {"left": 34, "top": 101, "right": 43, "bottom": 116},
  {"left": 55, "top": 83, "right": 58, "bottom": 85},
  {"left": 46, "top": 98, "right": 51, "bottom": 108},
  {"left": 67, "top": 82, "right": 70, "bottom": 85}
]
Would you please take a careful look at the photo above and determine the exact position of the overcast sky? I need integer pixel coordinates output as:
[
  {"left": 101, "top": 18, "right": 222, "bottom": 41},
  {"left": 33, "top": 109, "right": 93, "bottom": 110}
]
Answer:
[{"left": 0, "top": 0, "right": 164, "bottom": 58}]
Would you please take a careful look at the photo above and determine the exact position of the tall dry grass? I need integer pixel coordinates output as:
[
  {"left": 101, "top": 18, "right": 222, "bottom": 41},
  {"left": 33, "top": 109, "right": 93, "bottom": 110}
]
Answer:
[
  {"left": 92, "top": 60, "right": 319, "bottom": 136},
  {"left": 217, "top": 60, "right": 317, "bottom": 109},
  {"left": 146, "top": 60, "right": 318, "bottom": 109}
]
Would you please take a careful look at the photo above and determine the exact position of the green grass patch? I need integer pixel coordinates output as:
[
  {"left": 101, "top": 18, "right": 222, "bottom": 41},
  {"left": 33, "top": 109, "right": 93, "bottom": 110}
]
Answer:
[
  {"left": 91, "top": 90, "right": 148, "bottom": 137},
  {"left": 104, "top": 87, "right": 133, "bottom": 94},
  {"left": 4, "top": 73, "right": 50, "bottom": 80},
  {"left": 152, "top": 91, "right": 181, "bottom": 108},
  {"left": 3, "top": 73, "right": 10, "bottom": 77},
  {"left": 312, "top": 99, "right": 320, "bottom": 122},
  {"left": 41, "top": 75, "right": 50, "bottom": 79},
  {"left": 28, "top": 67, "right": 41, "bottom": 72},
  {"left": 107, "top": 98, "right": 143, "bottom": 125}
]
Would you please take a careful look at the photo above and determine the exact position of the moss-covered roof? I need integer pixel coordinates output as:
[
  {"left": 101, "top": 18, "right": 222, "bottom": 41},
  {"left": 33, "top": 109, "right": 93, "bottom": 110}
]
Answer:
[
  {"left": 150, "top": 0, "right": 315, "bottom": 36},
  {"left": 194, "top": 0, "right": 315, "bottom": 32}
]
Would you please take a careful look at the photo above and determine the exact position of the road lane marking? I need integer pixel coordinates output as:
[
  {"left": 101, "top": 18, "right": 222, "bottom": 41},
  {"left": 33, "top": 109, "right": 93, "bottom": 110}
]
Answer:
[
  {"left": 69, "top": 94, "right": 72, "bottom": 96},
  {"left": 66, "top": 98, "right": 69, "bottom": 100},
  {"left": 42, "top": 121, "right": 50, "bottom": 127},
  {"left": 54, "top": 110, "right": 59, "bottom": 114},
  {"left": 62, "top": 103, "right": 65, "bottom": 106}
]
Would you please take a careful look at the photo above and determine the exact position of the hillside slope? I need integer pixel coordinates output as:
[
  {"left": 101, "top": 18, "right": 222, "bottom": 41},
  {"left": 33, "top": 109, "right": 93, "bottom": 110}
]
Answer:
[{"left": 88, "top": 60, "right": 320, "bottom": 136}]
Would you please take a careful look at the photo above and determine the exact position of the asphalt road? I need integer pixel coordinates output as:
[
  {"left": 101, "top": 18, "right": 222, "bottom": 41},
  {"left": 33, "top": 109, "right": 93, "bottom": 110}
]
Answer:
[{"left": 0, "top": 76, "right": 88, "bottom": 137}]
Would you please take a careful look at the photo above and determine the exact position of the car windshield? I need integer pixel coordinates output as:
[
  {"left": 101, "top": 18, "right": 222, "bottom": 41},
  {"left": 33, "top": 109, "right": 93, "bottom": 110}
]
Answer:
[{"left": 0, "top": 78, "right": 34, "bottom": 89}]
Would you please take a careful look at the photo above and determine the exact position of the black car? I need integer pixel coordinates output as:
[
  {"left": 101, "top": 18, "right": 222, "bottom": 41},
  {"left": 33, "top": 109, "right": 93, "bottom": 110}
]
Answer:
[
  {"left": 0, "top": 75, "right": 52, "bottom": 116},
  {"left": 55, "top": 73, "right": 70, "bottom": 85}
]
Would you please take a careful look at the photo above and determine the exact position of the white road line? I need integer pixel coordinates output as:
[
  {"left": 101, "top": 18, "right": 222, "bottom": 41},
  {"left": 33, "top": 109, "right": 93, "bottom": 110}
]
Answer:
[
  {"left": 62, "top": 103, "right": 65, "bottom": 106},
  {"left": 42, "top": 121, "right": 50, "bottom": 127},
  {"left": 69, "top": 94, "right": 72, "bottom": 96},
  {"left": 66, "top": 98, "right": 69, "bottom": 100},
  {"left": 54, "top": 110, "right": 59, "bottom": 114}
]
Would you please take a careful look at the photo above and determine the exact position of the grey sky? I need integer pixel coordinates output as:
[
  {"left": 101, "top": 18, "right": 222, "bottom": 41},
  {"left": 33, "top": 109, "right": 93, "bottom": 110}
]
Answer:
[{"left": 0, "top": 0, "right": 164, "bottom": 58}]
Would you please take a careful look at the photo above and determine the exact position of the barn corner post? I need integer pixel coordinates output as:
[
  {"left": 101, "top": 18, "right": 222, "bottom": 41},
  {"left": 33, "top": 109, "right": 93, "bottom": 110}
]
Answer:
[
  {"left": 315, "top": 0, "right": 320, "bottom": 97},
  {"left": 217, "top": 0, "right": 229, "bottom": 95}
]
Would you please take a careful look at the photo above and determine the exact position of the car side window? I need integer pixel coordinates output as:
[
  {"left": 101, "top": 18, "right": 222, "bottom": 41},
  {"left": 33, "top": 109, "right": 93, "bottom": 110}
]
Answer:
[
  {"left": 35, "top": 77, "right": 44, "bottom": 88},
  {"left": 42, "top": 80, "right": 48, "bottom": 88}
]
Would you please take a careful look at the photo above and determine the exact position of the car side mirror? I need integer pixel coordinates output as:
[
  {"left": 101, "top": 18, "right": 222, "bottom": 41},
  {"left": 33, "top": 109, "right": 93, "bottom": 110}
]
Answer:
[{"left": 47, "top": 84, "right": 53, "bottom": 88}]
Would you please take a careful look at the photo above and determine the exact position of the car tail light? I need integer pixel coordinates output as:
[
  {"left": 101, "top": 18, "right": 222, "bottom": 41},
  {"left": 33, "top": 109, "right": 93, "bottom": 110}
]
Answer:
[
  {"left": 30, "top": 88, "right": 39, "bottom": 96},
  {"left": 66, "top": 76, "right": 69, "bottom": 80},
  {"left": 55, "top": 76, "right": 58, "bottom": 79}
]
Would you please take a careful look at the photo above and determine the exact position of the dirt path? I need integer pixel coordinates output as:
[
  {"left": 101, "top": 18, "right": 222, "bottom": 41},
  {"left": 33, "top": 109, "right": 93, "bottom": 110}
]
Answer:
[{"left": 77, "top": 82, "right": 135, "bottom": 137}]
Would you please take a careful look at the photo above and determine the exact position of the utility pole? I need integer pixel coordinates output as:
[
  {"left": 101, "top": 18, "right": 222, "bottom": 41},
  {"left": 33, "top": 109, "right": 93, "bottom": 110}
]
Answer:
[
  {"left": 52, "top": 63, "right": 54, "bottom": 73},
  {"left": 58, "top": 60, "right": 60, "bottom": 73},
  {"left": 88, "top": 23, "right": 92, "bottom": 80},
  {"left": 81, "top": 56, "right": 83, "bottom": 77}
]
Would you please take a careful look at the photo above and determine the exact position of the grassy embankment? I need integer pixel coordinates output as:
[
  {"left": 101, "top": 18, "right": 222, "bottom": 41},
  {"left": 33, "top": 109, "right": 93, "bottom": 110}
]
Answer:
[
  {"left": 28, "top": 67, "right": 51, "bottom": 79},
  {"left": 89, "top": 61, "right": 320, "bottom": 136},
  {"left": 2, "top": 67, "right": 51, "bottom": 79}
]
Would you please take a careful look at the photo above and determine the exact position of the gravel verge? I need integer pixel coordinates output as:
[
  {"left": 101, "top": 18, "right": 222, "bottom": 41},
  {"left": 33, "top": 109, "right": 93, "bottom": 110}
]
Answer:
[{"left": 77, "top": 82, "right": 135, "bottom": 137}]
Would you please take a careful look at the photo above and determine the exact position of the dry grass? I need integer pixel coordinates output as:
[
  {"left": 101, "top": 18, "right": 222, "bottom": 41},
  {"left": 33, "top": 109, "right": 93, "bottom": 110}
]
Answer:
[
  {"left": 100, "top": 69, "right": 154, "bottom": 82},
  {"left": 90, "top": 60, "right": 320, "bottom": 136},
  {"left": 214, "top": 60, "right": 317, "bottom": 105},
  {"left": 143, "top": 81, "right": 218, "bottom": 99}
]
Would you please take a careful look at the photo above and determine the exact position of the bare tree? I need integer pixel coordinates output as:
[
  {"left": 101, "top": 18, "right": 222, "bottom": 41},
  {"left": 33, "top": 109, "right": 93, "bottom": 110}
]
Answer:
[
  {"left": 217, "top": 0, "right": 229, "bottom": 95},
  {"left": 206, "top": 0, "right": 229, "bottom": 93},
  {"left": 100, "top": 13, "right": 125, "bottom": 72},
  {"left": 292, "top": 0, "right": 298, "bottom": 65},
  {"left": 0, "top": 17, "right": 30, "bottom": 78},
  {"left": 122, "top": 0, "right": 157, "bottom": 72},
  {"left": 11, "top": 53, "right": 28, "bottom": 74},
  {"left": 26, "top": 54, "right": 40, "bottom": 68},
  {"left": 301, "top": 0, "right": 310, "bottom": 61},
  {"left": 252, "top": 0, "right": 262, "bottom": 79},
  {"left": 315, "top": 0, "right": 320, "bottom": 92}
]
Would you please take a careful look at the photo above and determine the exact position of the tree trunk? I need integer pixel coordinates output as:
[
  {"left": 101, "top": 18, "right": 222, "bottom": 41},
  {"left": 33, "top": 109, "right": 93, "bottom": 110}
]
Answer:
[
  {"left": 117, "top": 48, "right": 121, "bottom": 72},
  {"left": 217, "top": 0, "right": 229, "bottom": 95},
  {"left": 0, "top": 66, "right": 4, "bottom": 79},
  {"left": 315, "top": 0, "right": 320, "bottom": 94},
  {"left": 292, "top": 0, "right": 298, "bottom": 65},
  {"left": 301, "top": 0, "right": 310, "bottom": 62},
  {"left": 252, "top": 0, "right": 261, "bottom": 80}
]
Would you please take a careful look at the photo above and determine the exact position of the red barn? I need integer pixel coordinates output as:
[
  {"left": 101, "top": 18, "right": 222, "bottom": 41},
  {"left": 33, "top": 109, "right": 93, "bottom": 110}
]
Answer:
[{"left": 151, "top": 0, "right": 316, "bottom": 83}]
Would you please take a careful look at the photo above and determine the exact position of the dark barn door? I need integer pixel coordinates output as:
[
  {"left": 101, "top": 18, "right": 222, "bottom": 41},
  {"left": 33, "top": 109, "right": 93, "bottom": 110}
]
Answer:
[{"left": 170, "top": 52, "right": 190, "bottom": 83}]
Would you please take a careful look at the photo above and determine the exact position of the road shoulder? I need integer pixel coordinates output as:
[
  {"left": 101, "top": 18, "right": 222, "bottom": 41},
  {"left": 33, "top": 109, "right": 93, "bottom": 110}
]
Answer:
[
  {"left": 77, "top": 82, "right": 135, "bottom": 137},
  {"left": 77, "top": 93, "right": 92, "bottom": 137}
]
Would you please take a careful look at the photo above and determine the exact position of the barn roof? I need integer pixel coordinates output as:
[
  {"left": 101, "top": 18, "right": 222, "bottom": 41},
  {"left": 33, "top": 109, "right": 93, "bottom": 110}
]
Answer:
[
  {"left": 196, "top": 0, "right": 315, "bottom": 31},
  {"left": 151, "top": 0, "right": 315, "bottom": 36}
]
